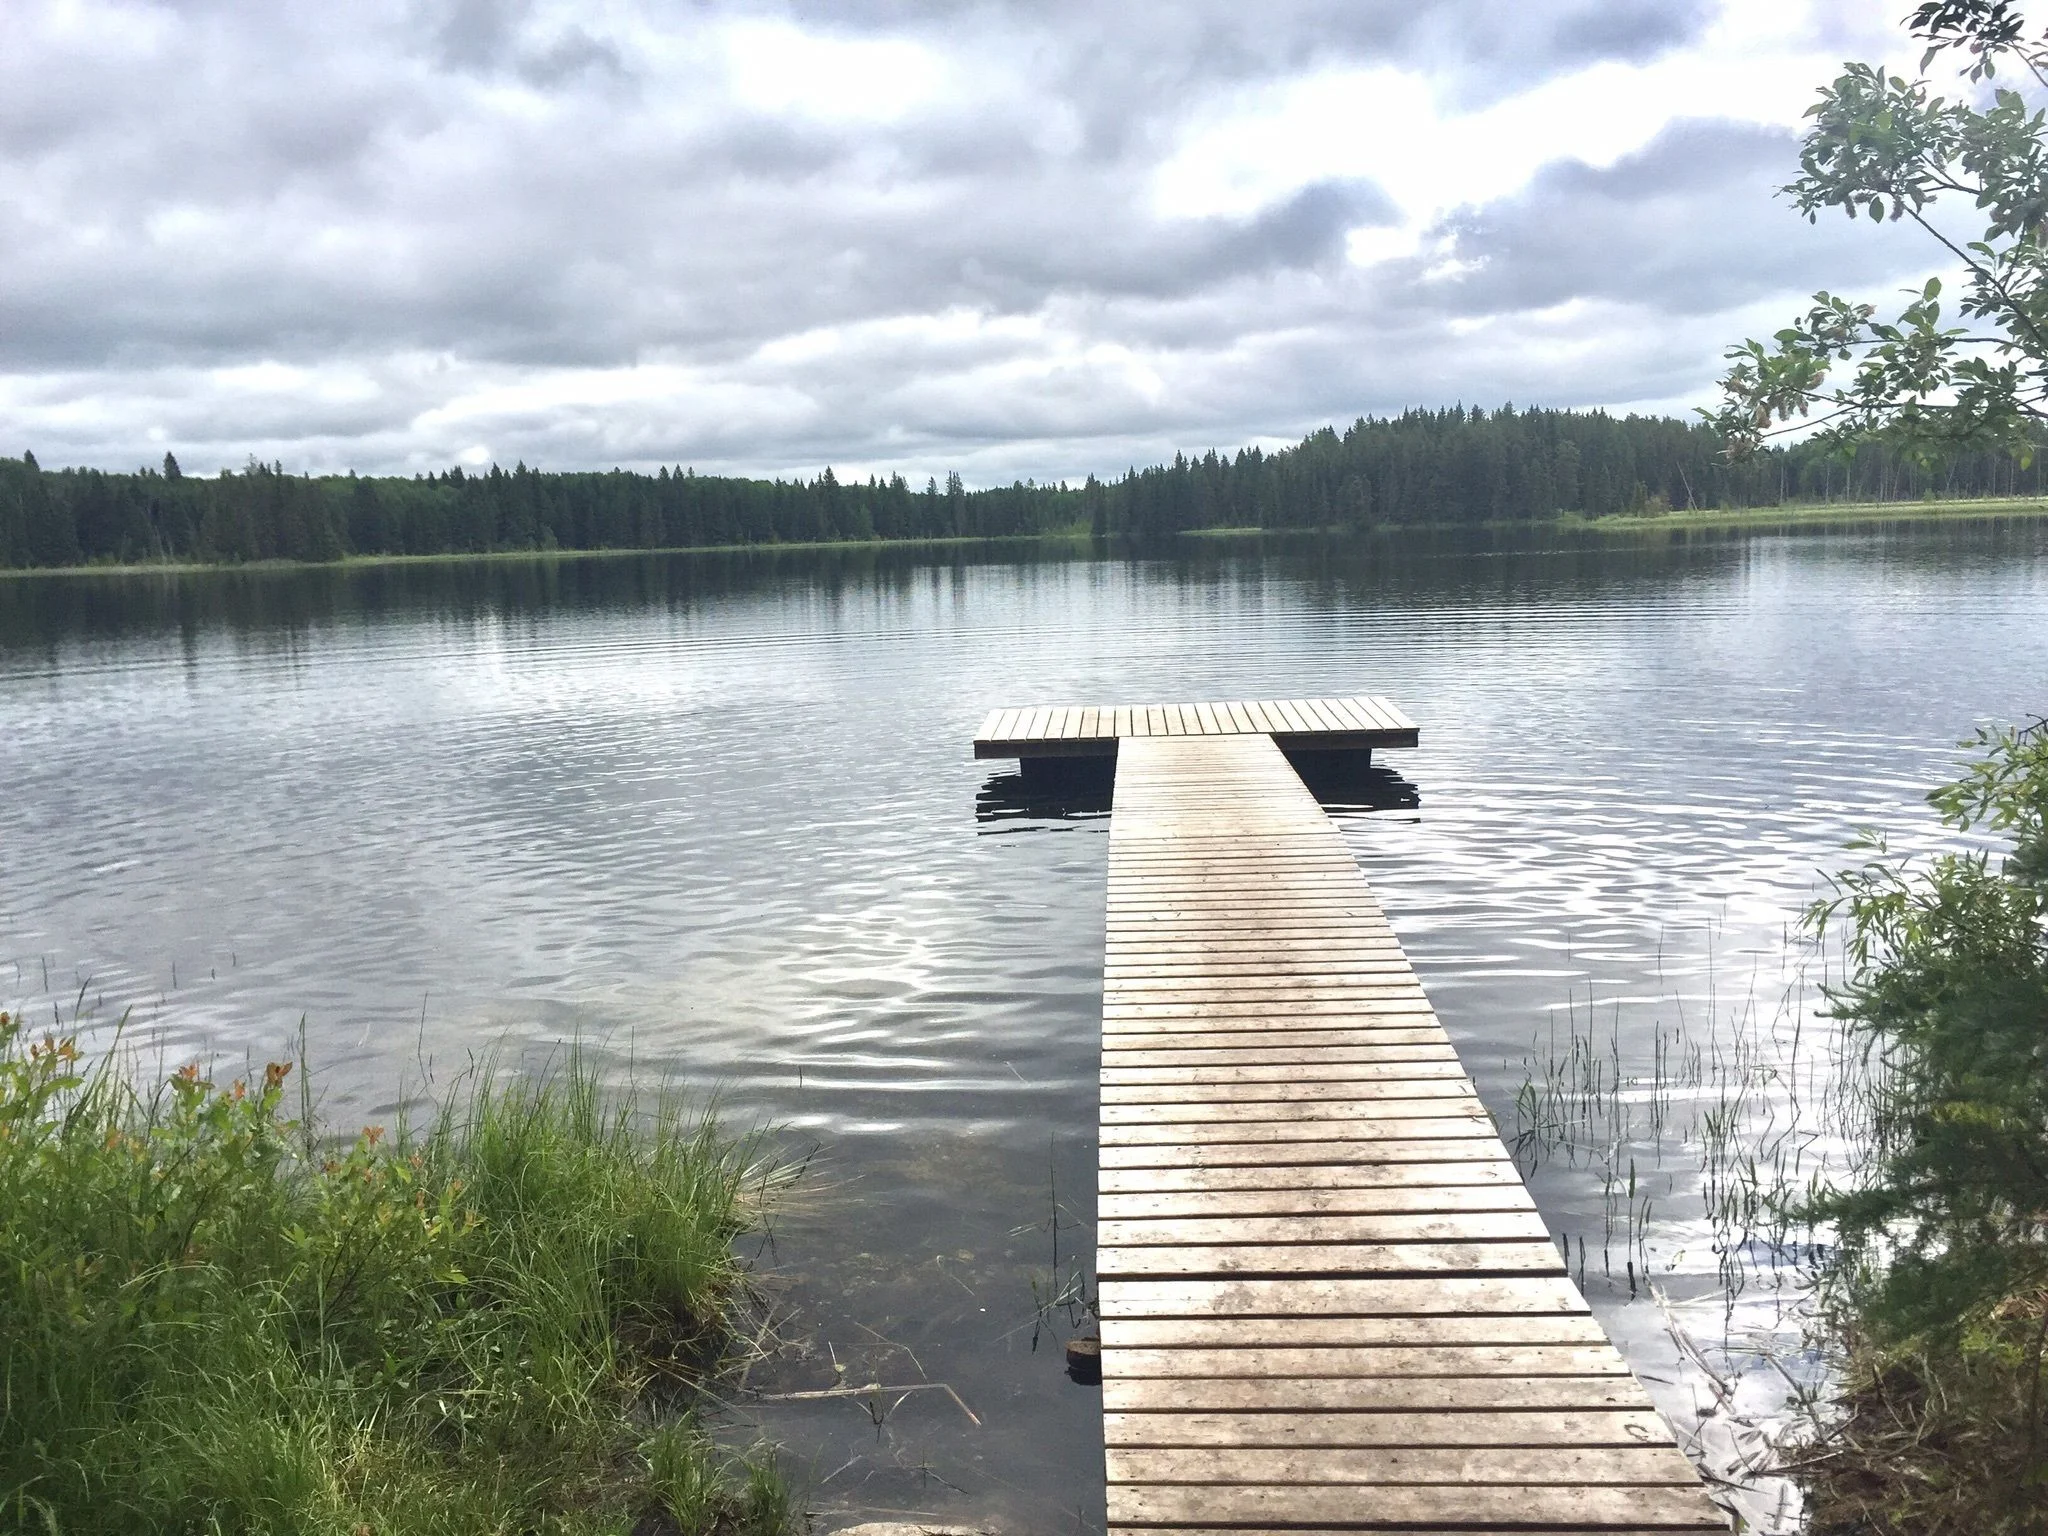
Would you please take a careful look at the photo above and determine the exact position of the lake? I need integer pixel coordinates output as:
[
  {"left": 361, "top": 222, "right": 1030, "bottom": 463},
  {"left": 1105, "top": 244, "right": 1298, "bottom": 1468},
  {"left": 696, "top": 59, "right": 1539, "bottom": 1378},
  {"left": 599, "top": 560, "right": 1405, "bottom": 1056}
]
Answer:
[{"left": 3, "top": 521, "right": 2044, "bottom": 1531}]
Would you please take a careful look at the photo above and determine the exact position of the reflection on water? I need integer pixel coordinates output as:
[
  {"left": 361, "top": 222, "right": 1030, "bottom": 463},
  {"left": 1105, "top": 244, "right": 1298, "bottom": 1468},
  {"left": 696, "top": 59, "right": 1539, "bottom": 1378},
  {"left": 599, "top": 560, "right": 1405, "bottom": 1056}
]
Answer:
[
  {"left": 975, "top": 761, "right": 1115, "bottom": 821},
  {"left": 2, "top": 521, "right": 2045, "bottom": 1531}
]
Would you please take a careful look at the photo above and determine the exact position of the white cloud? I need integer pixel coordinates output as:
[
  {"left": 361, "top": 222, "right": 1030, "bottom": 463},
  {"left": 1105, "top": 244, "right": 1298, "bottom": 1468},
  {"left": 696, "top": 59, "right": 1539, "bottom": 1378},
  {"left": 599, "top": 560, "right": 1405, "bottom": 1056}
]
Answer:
[
  {"left": 720, "top": 19, "right": 951, "bottom": 122},
  {"left": 0, "top": 0, "right": 1948, "bottom": 481}
]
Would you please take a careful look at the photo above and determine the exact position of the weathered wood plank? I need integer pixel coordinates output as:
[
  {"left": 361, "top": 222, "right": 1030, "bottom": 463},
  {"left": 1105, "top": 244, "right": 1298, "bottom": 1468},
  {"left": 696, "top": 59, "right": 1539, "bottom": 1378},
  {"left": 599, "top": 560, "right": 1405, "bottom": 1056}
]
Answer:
[
  {"left": 1103, "top": 1072, "right": 1470, "bottom": 1099},
  {"left": 1101, "top": 1407, "right": 1687, "bottom": 1448},
  {"left": 1106, "top": 1484, "right": 1725, "bottom": 1528},
  {"left": 1101, "top": 1343, "right": 1630, "bottom": 1378},
  {"left": 1100, "top": 1376, "right": 1656, "bottom": 1414},
  {"left": 1098, "top": 1184, "right": 1535, "bottom": 1221},
  {"left": 1098, "top": 1088, "right": 1483, "bottom": 1122},
  {"left": 1100, "top": 1138, "right": 1516, "bottom": 1170},
  {"left": 1099, "top": 1114, "right": 1496, "bottom": 1147},
  {"left": 1100, "top": 1312, "right": 1604, "bottom": 1348},
  {"left": 1095, "top": 1240, "right": 1566, "bottom": 1278},
  {"left": 1097, "top": 1275, "right": 1589, "bottom": 1317},
  {"left": 1101, "top": 1033, "right": 1457, "bottom": 1059},
  {"left": 1099, "top": 1210, "right": 1550, "bottom": 1246},
  {"left": 1102, "top": 1032, "right": 1456, "bottom": 1057},
  {"left": 1105, "top": 1443, "right": 1704, "bottom": 1486},
  {"left": 1097, "top": 1162, "right": 1527, "bottom": 1196},
  {"left": 1101, "top": 1059, "right": 1466, "bottom": 1085}
]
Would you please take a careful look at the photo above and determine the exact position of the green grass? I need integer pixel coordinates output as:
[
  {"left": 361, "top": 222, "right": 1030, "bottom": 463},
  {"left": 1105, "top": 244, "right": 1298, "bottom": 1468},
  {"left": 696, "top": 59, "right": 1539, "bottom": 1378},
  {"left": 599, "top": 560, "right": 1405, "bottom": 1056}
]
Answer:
[
  {"left": 0, "top": 1012, "right": 797, "bottom": 1535},
  {"left": 1579, "top": 494, "right": 2048, "bottom": 533}
]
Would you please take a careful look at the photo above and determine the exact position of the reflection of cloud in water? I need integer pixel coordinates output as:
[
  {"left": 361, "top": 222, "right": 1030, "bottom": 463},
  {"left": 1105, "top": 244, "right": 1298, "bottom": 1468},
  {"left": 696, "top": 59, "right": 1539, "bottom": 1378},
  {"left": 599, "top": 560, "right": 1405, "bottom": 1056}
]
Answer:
[{"left": 7, "top": 528, "right": 2048, "bottom": 1530}]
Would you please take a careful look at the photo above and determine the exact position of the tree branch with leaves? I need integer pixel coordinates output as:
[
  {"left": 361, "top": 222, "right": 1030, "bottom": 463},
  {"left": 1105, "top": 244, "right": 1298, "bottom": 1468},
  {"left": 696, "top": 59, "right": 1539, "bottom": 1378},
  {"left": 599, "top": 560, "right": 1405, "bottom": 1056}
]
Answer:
[{"left": 1708, "top": 1, "right": 2048, "bottom": 467}]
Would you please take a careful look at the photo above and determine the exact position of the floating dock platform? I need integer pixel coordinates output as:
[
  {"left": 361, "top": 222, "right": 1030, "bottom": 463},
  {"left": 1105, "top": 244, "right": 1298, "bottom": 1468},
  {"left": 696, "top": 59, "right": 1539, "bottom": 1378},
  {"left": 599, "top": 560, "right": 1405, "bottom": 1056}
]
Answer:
[
  {"left": 973, "top": 695, "right": 1418, "bottom": 761},
  {"left": 975, "top": 703, "right": 1727, "bottom": 1534}
]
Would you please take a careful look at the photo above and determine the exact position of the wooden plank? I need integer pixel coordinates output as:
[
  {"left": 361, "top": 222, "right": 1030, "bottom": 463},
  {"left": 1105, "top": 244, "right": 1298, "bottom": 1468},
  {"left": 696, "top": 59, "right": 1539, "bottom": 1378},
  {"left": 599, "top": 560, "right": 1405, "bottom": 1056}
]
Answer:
[
  {"left": 1099, "top": 1312, "right": 1604, "bottom": 1348},
  {"left": 1101, "top": 1081, "right": 1476, "bottom": 1108},
  {"left": 1098, "top": 1089, "right": 1482, "bottom": 1122},
  {"left": 1105, "top": 1310, "right": 1597, "bottom": 1343},
  {"left": 1102, "top": 1407, "right": 1691, "bottom": 1448},
  {"left": 1097, "top": 1162, "right": 1528, "bottom": 1196},
  {"left": 1105, "top": 1443, "right": 1705, "bottom": 1485},
  {"left": 1102, "top": 1001, "right": 1438, "bottom": 1022},
  {"left": 1297, "top": 697, "right": 1348, "bottom": 733},
  {"left": 1268, "top": 698, "right": 1315, "bottom": 734},
  {"left": 1101, "top": 1139, "right": 1514, "bottom": 1170},
  {"left": 1102, "top": 1043, "right": 1459, "bottom": 1067},
  {"left": 1108, "top": 1526, "right": 1707, "bottom": 1536},
  {"left": 1096, "top": 1241, "right": 1566, "bottom": 1278},
  {"left": 1099, "top": 1211, "right": 1549, "bottom": 1246},
  {"left": 1102, "top": 1042, "right": 1464, "bottom": 1068},
  {"left": 1368, "top": 695, "right": 1417, "bottom": 732},
  {"left": 1318, "top": 696, "right": 1374, "bottom": 732},
  {"left": 1100, "top": 1115, "right": 1494, "bottom": 1147},
  {"left": 1097, "top": 1275, "right": 1589, "bottom": 1317},
  {"left": 1101, "top": 1377, "right": 1653, "bottom": 1414},
  {"left": 1104, "top": 968, "right": 1424, "bottom": 988},
  {"left": 1106, "top": 1484, "right": 1725, "bottom": 1528},
  {"left": 1103, "top": 942, "right": 1408, "bottom": 960},
  {"left": 1098, "top": 1185, "right": 1535, "bottom": 1221},
  {"left": 1102, "top": 1059, "right": 1465, "bottom": 1084},
  {"left": 1102, "top": 1343, "right": 1625, "bottom": 1378}
]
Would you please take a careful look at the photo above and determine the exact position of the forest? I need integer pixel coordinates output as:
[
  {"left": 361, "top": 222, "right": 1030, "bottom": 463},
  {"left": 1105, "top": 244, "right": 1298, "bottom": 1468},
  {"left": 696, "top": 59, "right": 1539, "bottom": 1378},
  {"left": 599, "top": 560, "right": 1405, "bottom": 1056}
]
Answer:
[{"left": 1, "top": 404, "right": 2042, "bottom": 569}]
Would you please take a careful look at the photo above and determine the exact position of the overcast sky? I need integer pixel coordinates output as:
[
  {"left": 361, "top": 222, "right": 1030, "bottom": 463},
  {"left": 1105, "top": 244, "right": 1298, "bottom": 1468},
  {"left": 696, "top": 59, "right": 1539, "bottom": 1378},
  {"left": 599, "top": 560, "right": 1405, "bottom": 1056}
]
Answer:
[{"left": 3, "top": 0, "right": 1939, "bottom": 483}]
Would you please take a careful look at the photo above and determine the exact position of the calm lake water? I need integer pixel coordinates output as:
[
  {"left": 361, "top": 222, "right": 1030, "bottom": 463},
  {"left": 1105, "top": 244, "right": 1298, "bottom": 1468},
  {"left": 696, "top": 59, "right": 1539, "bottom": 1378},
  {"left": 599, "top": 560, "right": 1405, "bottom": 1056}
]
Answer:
[{"left": 4, "top": 522, "right": 2045, "bottom": 1531}]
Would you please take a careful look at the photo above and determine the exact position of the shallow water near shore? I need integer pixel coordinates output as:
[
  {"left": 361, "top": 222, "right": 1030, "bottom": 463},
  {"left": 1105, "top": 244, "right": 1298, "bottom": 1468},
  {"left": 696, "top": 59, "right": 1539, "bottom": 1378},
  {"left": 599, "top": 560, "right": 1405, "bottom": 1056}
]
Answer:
[{"left": 4, "top": 522, "right": 2045, "bottom": 1531}]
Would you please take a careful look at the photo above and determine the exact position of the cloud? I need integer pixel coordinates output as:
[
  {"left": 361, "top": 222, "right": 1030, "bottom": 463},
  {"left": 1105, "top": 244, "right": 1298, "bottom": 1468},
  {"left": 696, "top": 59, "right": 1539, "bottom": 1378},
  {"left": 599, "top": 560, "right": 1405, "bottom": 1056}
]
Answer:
[{"left": 0, "top": 0, "right": 1934, "bottom": 480}]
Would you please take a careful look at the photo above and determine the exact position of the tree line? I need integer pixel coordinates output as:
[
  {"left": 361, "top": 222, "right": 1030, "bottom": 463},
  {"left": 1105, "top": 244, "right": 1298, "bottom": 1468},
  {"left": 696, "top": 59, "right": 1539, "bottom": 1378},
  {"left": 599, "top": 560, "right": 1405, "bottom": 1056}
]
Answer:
[{"left": 2, "top": 405, "right": 2043, "bottom": 569}]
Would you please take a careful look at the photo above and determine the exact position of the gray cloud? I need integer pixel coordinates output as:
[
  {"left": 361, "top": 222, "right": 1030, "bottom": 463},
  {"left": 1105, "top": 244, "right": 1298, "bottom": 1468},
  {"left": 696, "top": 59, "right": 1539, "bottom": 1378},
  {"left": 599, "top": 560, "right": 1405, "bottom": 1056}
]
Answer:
[
  {"left": 0, "top": 0, "right": 1930, "bottom": 480},
  {"left": 1420, "top": 118, "right": 1932, "bottom": 317}
]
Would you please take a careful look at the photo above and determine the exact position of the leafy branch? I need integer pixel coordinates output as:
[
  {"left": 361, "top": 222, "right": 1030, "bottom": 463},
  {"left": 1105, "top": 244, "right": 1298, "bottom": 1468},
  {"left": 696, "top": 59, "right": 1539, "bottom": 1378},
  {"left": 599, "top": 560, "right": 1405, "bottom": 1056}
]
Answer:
[{"left": 1708, "top": 2, "right": 2048, "bottom": 466}]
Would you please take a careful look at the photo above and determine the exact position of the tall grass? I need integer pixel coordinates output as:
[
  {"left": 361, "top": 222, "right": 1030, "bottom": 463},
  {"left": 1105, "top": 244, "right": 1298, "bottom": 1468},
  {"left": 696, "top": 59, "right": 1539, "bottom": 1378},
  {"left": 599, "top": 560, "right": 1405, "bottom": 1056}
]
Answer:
[
  {"left": 0, "top": 1012, "right": 796, "bottom": 1535},
  {"left": 1508, "top": 943, "right": 1852, "bottom": 1306}
]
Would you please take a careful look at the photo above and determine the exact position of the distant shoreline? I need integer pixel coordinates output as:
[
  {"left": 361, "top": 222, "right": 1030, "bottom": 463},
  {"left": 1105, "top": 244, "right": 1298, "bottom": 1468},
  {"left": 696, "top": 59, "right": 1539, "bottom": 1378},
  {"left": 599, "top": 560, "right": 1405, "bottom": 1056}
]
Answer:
[
  {"left": 3, "top": 497, "right": 2043, "bottom": 578},
  {"left": 1570, "top": 495, "right": 2048, "bottom": 533},
  {"left": 1177, "top": 496, "right": 2048, "bottom": 539},
  {"left": 0, "top": 528, "right": 1097, "bottom": 580}
]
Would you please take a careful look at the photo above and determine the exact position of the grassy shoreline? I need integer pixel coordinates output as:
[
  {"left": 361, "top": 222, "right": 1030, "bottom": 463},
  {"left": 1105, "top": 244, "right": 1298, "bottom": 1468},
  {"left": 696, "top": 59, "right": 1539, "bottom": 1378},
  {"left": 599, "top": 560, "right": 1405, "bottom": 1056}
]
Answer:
[
  {"left": 1575, "top": 494, "right": 2048, "bottom": 533},
  {"left": 1179, "top": 496, "right": 2048, "bottom": 541},
  {"left": 0, "top": 529, "right": 1099, "bottom": 580},
  {"left": 0, "top": 1016, "right": 796, "bottom": 1535},
  {"left": 4, "top": 495, "right": 2045, "bottom": 578}
]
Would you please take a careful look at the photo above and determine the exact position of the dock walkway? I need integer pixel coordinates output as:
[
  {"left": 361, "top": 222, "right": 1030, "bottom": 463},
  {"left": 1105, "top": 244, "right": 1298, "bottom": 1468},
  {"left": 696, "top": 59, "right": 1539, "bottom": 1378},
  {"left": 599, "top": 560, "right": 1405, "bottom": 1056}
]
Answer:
[{"left": 976, "top": 703, "right": 1727, "bottom": 1533}]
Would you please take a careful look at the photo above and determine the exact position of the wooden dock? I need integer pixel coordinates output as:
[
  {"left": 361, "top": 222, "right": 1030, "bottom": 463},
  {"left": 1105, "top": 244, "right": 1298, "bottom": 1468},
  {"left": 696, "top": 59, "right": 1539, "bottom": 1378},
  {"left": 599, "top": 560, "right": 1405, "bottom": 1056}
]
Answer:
[
  {"left": 973, "top": 695, "right": 1418, "bottom": 760},
  {"left": 977, "top": 706, "right": 1728, "bottom": 1533}
]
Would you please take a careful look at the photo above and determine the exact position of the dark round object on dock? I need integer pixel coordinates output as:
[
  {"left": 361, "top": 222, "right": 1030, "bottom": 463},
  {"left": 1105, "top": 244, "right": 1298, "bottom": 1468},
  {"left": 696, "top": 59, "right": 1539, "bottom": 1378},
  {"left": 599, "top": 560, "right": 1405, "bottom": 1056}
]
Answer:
[{"left": 1064, "top": 1335, "right": 1101, "bottom": 1384}]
